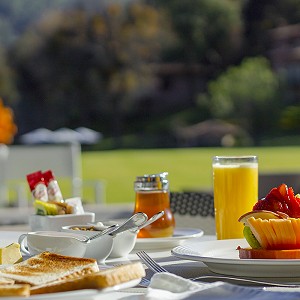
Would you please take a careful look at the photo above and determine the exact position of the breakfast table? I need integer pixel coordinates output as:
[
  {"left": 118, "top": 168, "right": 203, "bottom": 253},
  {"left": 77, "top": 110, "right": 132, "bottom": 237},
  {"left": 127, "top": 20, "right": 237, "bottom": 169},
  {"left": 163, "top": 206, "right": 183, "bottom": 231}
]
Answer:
[{"left": 3, "top": 227, "right": 300, "bottom": 300}]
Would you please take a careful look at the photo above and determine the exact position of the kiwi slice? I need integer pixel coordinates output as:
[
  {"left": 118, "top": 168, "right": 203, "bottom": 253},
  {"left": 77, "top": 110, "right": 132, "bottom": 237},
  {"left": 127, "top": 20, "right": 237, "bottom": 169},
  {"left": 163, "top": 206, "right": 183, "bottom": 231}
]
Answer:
[{"left": 243, "top": 226, "right": 261, "bottom": 249}]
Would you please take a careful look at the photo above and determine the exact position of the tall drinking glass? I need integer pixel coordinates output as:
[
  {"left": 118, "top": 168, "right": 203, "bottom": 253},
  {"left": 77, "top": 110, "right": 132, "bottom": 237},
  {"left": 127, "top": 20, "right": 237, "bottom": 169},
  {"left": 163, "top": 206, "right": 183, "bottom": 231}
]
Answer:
[{"left": 212, "top": 156, "right": 258, "bottom": 240}]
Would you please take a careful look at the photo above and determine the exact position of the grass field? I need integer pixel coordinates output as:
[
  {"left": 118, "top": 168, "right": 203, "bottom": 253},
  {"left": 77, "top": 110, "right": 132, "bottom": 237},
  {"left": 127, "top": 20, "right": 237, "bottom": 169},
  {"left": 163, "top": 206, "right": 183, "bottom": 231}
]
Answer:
[{"left": 81, "top": 146, "right": 300, "bottom": 204}]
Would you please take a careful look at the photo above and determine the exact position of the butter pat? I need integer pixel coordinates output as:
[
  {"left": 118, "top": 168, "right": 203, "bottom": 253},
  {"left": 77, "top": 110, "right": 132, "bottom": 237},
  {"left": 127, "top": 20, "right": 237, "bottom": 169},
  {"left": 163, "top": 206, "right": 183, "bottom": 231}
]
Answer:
[{"left": 0, "top": 243, "right": 23, "bottom": 265}]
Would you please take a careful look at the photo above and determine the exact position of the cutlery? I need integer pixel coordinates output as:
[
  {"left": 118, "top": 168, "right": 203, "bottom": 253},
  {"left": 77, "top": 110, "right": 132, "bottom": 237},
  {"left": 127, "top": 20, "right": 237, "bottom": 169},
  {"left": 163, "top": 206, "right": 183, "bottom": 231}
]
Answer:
[
  {"left": 133, "top": 211, "right": 164, "bottom": 232},
  {"left": 139, "top": 277, "right": 151, "bottom": 287},
  {"left": 86, "top": 224, "right": 119, "bottom": 241},
  {"left": 136, "top": 250, "right": 300, "bottom": 288},
  {"left": 136, "top": 250, "right": 167, "bottom": 272},
  {"left": 106, "top": 212, "right": 148, "bottom": 237},
  {"left": 86, "top": 212, "right": 148, "bottom": 242}
]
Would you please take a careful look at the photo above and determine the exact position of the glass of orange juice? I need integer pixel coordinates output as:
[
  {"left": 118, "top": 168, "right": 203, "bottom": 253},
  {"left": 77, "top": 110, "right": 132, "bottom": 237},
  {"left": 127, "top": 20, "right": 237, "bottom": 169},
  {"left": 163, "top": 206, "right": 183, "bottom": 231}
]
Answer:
[{"left": 212, "top": 156, "right": 258, "bottom": 239}]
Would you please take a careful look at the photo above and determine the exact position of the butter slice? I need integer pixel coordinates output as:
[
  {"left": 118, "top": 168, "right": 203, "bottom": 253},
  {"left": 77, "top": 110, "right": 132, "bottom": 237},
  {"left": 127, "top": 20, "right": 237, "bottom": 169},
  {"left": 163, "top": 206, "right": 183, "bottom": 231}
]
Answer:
[{"left": 0, "top": 243, "right": 23, "bottom": 265}]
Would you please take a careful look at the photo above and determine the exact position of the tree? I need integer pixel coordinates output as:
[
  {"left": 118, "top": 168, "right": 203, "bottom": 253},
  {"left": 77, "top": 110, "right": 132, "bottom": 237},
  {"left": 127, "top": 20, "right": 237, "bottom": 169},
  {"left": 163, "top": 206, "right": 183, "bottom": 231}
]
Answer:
[
  {"left": 242, "top": 0, "right": 300, "bottom": 56},
  {"left": 158, "top": 0, "right": 243, "bottom": 68},
  {"left": 0, "top": 47, "right": 18, "bottom": 105},
  {"left": 202, "top": 56, "right": 281, "bottom": 143},
  {"left": 9, "top": 2, "right": 172, "bottom": 147},
  {"left": 149, "top": 0, "right": 243, "bottom": 109}
]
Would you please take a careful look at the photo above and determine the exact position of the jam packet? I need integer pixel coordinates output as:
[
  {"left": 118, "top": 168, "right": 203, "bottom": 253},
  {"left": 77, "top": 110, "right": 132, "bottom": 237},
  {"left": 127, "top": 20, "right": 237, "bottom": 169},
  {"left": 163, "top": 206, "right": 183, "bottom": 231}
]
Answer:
[
  {"left": 43, "top": 170, "right": 64, "bottom": 202},
  {"left": 26, "top": 171, "right": 48, "bottom": 202}
]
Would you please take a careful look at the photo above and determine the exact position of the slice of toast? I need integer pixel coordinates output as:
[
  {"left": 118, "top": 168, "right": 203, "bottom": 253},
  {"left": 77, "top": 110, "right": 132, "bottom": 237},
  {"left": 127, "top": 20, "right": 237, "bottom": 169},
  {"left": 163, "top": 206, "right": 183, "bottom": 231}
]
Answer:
[
  {"left": 30, "top": 262, "right": 145, "bottom": 295},
  {"left": 0, "top": 284, "right": 30, "bottom": 297},
  {"left": 0, "top": 277, "right": 15, "bottom": 285},
  {"left": 0, "top": 252, "right": 99, "bottom": 286}
]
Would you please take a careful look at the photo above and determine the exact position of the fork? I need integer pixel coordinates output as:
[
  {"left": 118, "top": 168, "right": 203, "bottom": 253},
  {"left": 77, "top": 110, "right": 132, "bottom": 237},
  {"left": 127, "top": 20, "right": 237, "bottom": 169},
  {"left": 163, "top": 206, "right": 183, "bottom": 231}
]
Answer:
[
  {"left": 136, "top": 250, "right": 300, "bottom": 288},
  {"left": 136, "top": 251, "right": 168, "bottom": 273}
]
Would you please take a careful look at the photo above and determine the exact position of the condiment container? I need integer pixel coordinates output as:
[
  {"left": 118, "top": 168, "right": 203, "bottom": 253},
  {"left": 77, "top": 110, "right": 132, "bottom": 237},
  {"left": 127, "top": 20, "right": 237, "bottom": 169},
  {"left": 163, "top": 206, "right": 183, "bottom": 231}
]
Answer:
[{"left": 133, "top": 172, "right": 175, "bottom": 238}]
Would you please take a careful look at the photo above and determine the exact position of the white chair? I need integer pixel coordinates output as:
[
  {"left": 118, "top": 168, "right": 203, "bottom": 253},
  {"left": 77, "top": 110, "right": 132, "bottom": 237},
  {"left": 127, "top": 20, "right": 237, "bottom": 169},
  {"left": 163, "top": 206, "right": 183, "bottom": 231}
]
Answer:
[{"left": 3, "top": 143, "right": 105, "bottom": 206}]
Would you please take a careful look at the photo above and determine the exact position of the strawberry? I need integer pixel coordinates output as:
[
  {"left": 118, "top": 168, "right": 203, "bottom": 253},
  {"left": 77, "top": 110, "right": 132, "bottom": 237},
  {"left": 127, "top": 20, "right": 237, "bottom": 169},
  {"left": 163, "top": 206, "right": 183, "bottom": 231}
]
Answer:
[
  {"left": 253, "top": 197, "right": 288, "bottom": 214},
  {"left": 277, "top": 183, "right": 290, "bottom": 203},
  {"left": 265, "top": 187, "right": 285, "bottom": 202},
  {"left": 287, "top": 187, "right": 300, "bottom": 218},
  {"left": 252, "top": 183, "right": 300, "bottom": 217}
]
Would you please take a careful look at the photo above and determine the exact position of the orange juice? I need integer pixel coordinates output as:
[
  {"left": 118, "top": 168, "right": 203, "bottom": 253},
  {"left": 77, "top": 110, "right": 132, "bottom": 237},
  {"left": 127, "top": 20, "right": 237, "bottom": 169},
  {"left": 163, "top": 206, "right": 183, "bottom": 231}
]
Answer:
[{"left": 213, "top": 156, "right": 258, "bottom": 239}]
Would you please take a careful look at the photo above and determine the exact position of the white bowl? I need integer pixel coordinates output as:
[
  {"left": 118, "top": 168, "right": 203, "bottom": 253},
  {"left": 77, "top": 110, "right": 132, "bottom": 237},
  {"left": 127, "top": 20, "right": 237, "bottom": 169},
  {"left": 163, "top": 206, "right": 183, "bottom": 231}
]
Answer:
[
  {"left": 18, "top": 231, "right": 88, "bottom": 257},
  {"left": 61, "top": 223, "right": 137, "bottom": 258},
  {"left": 29, "top": 212, "right": 95, "bottom": 231},
  {"left": 84, "top": 234, "right": 113, "bottom": 263},
  {"left": 109, "top": 229, "right": 137, "bottom": 258}
]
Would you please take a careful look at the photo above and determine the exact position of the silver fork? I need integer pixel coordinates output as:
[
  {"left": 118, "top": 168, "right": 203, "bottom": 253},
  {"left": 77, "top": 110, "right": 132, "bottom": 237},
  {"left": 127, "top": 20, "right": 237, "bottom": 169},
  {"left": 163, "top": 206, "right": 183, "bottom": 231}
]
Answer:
[
  {"left": 136, "top": 250, "right": 300, "bottom": 288},
  {"left": 136, "top": 251, "right": 168, "bottom": 273},
  {"left": 139, "top": 277, "right": 151, "bottom": 287}
]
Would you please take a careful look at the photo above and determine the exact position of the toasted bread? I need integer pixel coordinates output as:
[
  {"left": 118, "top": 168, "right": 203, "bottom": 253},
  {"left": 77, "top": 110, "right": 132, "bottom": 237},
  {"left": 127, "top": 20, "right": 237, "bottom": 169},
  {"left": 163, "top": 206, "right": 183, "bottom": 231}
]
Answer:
[
  {"left": 30, "top": 262, "right": 146, "bottom": 295},
  {"left": 0, "top": 284, "right": 30, "bottom": 297},
  {"left": 0, "top": 277, "right": 14, "bottom": 285},
  {"left": 0, "top": 252, "right": 99, "bottom": 286}
]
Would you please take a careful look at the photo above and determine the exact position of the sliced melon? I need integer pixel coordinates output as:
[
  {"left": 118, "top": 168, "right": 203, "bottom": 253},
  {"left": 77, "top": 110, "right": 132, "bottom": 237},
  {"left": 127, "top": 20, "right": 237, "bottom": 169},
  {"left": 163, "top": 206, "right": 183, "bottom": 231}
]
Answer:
[
  {"left": 262, "top": 220, "right": 277, "bottom": 248},
  {"left": 291, "top": 218, "right": 300, "bottom": 246},
  {"left": 247, "top": 217, "right": 269, "bottom": 249}
]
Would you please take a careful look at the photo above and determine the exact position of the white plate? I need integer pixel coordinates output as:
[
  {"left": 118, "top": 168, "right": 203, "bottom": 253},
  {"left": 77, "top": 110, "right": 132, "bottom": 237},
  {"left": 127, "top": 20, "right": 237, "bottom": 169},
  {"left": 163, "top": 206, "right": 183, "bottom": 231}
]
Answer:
[
  {"left": 133, "top": 228, "right": 203, "bottom": 250},
  {"left": 171, "top": 238, "right": 300, "bottom": 277},
  {"left": 0, "top": 279, "right": 141, "bottom": 300}
]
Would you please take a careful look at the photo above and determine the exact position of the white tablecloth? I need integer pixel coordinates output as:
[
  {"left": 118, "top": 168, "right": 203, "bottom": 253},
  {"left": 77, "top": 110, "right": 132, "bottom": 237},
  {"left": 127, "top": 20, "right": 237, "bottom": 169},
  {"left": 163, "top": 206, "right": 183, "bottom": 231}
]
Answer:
[
  {"left": 0, "top": 231, "right": 214, "bottom": 299},
  {"left": 5, "top": 231, "right": 300, "bottom": 300}
]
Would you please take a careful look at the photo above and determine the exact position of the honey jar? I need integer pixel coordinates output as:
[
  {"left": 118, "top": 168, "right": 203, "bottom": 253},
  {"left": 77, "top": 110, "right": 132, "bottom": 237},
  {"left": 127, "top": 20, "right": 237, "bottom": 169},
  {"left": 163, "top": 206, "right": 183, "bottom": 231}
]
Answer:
[{"left": 134, "top": 172, "right": 175, "bottom": 238}]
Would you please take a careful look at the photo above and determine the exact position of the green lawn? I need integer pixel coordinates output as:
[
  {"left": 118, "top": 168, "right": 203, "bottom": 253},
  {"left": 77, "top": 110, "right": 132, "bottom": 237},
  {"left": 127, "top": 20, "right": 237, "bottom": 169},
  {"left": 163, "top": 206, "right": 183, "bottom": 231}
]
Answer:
[{"left": 81, "top": 146, "right": 300, "bottom": 204}]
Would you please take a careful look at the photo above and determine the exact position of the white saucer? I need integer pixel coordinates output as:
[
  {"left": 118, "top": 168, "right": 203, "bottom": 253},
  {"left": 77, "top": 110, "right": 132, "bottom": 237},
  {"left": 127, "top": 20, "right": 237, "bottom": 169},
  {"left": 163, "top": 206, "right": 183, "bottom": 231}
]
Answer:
[{"left": 133, "top": 228, "right": 203, "bottom": 250}]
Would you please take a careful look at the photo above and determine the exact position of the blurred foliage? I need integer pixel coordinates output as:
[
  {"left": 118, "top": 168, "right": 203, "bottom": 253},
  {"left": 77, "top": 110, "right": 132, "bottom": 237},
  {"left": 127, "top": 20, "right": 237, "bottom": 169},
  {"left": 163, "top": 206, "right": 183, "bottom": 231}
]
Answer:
[
  {"left": 0, "top": 0, "right": 299, "bottom": 147},
  {"left": 0, "top": 0, "right": 78, "bottom": 46},
  {"left": 9, "top": 2, "right": 173, "bottom": 146},
  {"left": 280, "top": 106, "right": 300, "bottom": 131},
  {"left": 0, "top": 98, "right": 17, "bottom": 144},
  {"left": 0, "top": 47, "right": 19, "bottom": 104},
  {"left": 159, "top": 0, "right": 243, "bottom": 68},
  {"left": 199, "top": 57, "right": 281, "bottom": 143},
  {"left": 243, "top": 0, "right": 300, "bottom": 56}
]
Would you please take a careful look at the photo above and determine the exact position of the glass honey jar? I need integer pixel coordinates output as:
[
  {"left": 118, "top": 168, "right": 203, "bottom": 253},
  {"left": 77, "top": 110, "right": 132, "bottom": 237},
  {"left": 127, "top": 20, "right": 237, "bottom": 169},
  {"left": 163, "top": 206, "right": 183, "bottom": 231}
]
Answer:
[{"left": 133, "top": 172, "right": 175, "bottom": 238}]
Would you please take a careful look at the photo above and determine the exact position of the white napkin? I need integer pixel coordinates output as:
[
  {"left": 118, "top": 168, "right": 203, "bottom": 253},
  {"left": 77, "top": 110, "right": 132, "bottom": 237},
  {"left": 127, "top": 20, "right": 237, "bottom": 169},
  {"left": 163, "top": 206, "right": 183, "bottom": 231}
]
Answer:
[
  {"left": 143, "top": 273, "right": 224, "bottom": 300},
  {"left": 141, "top": 273, "right": 300, "bottom": 300}
]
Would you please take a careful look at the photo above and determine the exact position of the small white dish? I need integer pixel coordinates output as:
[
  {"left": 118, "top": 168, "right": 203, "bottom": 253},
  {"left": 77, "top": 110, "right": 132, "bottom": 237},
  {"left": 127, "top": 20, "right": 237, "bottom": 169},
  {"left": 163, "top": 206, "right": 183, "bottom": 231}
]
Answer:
[
  {"left": 171, "top": 238, "right": 300, "bottom": 277},
  {"left": 109, "top": 229, "right": 137, "bottom": 258},
  {"left": 18, "top": 230, "right": 113, "bottom": 263},
  {"left": 18, "top": 231, "right": 88, "bottom": 257},
  {"left": 133, "top": 227, "right": 204, "bottom": 250},
  {"left": 29, "top": 212, "right": 95, "bottom": 231},
  {"left": 61, "top": 223, "right": 137, "bottom": 258}
]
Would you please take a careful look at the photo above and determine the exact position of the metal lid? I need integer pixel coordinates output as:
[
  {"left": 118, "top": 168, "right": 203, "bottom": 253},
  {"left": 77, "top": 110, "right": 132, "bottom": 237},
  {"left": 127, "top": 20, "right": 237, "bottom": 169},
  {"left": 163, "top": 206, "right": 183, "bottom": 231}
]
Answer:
[{"left": 134, "top": 172, "right": 169, "bottom": 191}]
